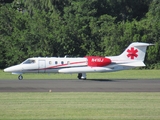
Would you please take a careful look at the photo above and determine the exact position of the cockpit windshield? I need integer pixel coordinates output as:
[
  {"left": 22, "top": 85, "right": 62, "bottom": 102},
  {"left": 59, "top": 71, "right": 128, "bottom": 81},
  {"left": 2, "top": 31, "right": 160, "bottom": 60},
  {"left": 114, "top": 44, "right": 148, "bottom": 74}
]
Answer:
[{"left": 22, "top": 59, "right": 36, "bottom": 64}]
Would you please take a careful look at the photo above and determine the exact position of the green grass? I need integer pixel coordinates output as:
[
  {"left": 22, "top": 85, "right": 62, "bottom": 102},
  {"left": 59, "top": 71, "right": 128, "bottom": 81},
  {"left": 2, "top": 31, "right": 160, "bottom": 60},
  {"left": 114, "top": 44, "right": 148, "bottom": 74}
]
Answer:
[
  {"left": 0, "top": 92, "right": 160, "bottom": 120},
  {"left": 0, "top": 69, "right": 160, "bottom": 80}
]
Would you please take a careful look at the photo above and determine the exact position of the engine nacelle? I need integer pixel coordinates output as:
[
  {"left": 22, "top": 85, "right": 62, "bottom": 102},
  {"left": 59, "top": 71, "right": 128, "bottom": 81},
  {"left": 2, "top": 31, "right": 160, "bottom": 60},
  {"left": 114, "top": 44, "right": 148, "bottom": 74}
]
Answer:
[{"left": 85, "top": 56, "right": 111, "bottom": 67}]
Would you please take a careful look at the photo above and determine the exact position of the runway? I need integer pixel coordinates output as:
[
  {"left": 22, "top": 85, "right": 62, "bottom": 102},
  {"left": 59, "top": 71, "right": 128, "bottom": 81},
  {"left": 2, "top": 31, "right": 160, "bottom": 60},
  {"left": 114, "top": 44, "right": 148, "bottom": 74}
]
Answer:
[{"left": 0, "top": 79, "right": 160, "bottom": 92}]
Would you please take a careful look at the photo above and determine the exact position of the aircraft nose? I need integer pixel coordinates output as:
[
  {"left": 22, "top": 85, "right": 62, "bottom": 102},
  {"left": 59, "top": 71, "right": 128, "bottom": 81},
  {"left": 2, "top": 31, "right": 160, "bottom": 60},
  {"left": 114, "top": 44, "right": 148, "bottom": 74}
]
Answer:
[
  {"left": 4, "top": 68, "right": 10, "bottom": 72},
  {"left": 4, "top": 65, "right": 22, "bottom": 73}
]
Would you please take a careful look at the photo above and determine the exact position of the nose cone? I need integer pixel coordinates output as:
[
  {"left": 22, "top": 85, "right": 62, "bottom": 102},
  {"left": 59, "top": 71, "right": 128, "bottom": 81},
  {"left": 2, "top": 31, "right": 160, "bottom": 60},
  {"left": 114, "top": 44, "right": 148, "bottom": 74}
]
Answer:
[
  {"left": 4, "top": 65, "right": 22, "bottom": 73},
  {"left": 4, "top": 67, "right": 14, "bottom": 72},
  {"left": 4, "top": 68, "right": 9, "bottom": 72}
]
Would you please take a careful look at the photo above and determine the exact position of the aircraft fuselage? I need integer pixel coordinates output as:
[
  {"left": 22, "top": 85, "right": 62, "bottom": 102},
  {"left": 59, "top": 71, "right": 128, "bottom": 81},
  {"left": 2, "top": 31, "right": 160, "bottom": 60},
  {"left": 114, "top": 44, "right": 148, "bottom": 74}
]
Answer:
[{"left": 4, "top": 56, "right": 113, "bottom": 74}]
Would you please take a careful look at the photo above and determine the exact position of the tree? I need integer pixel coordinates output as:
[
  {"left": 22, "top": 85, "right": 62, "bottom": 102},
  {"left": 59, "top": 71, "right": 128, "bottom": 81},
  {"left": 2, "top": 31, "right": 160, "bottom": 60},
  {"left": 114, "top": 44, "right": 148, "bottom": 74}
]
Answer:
[
  {"left": 142, "top": 0, "right": 160, "bottom": 68},
  {"left": 0, "top": 3, "right": 30, "bottom": 67}
]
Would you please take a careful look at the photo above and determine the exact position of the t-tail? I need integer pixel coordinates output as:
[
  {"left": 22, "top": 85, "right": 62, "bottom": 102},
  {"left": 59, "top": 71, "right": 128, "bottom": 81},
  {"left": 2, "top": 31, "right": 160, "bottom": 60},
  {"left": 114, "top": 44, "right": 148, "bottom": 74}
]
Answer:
[{"left": 107, "top": 42, "right": 153, "bottom": 68}]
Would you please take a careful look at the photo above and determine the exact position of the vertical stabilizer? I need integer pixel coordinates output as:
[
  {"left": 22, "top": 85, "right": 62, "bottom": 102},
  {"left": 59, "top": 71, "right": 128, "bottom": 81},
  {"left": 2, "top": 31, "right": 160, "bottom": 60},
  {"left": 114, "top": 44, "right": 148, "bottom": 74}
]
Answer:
[
  {"left": 118, "top": 42, "right": 152, "bottom": 61},
  {"left": 108, "top": 42, "right": 153, "bottom": 62}
]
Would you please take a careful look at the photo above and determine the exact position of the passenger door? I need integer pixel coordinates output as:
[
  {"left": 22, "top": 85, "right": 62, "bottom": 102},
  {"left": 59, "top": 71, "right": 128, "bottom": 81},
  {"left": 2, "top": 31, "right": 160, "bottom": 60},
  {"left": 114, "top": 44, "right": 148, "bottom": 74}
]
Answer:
[{"left": 38, "top": 60, "right": 46, "bottom": 73}]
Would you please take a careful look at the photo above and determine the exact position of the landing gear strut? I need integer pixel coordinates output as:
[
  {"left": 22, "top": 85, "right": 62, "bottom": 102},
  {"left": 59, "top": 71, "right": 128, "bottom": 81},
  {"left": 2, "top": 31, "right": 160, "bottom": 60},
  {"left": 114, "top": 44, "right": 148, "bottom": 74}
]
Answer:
[
  {"left": 77, "top": 73, "right": 86, "bottom": 80},
  {"left": 18, "top": 75, "right": 23, "bottom": 80}
]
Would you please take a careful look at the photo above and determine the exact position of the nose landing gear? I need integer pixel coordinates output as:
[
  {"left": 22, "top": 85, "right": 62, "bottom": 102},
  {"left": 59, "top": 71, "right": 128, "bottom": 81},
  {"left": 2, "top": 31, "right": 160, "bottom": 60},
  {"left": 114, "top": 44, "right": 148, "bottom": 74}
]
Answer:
[{"left": 18, "top": 75, "right": 23, "bottom": 80}]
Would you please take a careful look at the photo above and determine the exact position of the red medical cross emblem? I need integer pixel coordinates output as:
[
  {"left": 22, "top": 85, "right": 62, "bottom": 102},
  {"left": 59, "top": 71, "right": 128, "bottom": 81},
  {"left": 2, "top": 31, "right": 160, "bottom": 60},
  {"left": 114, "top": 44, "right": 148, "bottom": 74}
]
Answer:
[{"left": 127, "top": 47, "right": 138, "bottom": 59}]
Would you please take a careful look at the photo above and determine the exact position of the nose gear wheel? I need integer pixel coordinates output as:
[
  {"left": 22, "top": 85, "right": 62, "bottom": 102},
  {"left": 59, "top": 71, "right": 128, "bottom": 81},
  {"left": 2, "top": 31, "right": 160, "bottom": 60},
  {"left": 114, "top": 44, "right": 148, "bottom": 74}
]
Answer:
[{"left": 18, "top": 75, "right": 23, "bottom": 80}]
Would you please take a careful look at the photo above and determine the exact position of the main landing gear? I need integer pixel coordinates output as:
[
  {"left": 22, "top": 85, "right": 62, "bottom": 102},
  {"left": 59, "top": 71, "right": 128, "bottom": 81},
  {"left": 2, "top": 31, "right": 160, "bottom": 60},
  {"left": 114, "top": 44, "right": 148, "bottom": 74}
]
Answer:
[
  {"left": 18, "top": 75, "right": 23, "bottom": 80},
  {"left": 77, "top": 73, "right": 86, "bottom": 80}
]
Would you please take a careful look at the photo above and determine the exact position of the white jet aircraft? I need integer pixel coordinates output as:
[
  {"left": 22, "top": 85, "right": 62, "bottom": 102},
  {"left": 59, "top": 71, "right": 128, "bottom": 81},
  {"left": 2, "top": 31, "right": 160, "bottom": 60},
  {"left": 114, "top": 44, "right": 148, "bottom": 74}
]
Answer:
[{"left": 4, "top": 42, "right": 153, "bottom": 80}]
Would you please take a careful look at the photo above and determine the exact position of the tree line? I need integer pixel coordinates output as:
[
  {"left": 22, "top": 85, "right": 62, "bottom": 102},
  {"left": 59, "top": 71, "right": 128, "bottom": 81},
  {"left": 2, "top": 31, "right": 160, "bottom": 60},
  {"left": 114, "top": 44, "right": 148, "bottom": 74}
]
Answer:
[{"left": 0, "top": 0, "right": 160, "bottom": 69}]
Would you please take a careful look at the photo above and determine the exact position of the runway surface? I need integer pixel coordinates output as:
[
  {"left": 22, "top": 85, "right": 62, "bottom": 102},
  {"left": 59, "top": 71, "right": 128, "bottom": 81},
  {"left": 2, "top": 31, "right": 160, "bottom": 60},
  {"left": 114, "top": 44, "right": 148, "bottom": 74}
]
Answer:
[{"left": 0, "top": 79, "right": 160, "bottom": 92}]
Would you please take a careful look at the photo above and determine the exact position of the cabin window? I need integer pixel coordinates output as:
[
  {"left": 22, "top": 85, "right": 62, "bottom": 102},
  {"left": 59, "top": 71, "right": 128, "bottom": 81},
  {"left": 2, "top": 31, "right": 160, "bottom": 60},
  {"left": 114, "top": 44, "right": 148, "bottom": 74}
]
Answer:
[
  {"left": 55, "top": 61, "right": 58, "bottom": 64},
  {"left": 61, "top": 61, "right": 64, "bottom": 64}
]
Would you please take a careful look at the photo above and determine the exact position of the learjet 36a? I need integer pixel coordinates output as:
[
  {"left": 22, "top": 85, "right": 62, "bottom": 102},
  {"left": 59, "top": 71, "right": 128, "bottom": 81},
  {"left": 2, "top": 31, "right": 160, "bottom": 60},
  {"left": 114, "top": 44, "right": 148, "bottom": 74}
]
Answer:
[{"left": 4, "top": 42, "right": 153, "bottom": 80}]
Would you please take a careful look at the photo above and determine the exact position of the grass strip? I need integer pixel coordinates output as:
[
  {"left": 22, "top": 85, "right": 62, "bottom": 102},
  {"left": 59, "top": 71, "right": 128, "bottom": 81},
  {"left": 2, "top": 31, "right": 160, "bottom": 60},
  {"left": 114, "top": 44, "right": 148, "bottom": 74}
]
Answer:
[{"left": 0, "top": 92, "right": 160, "bottom": 120}]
